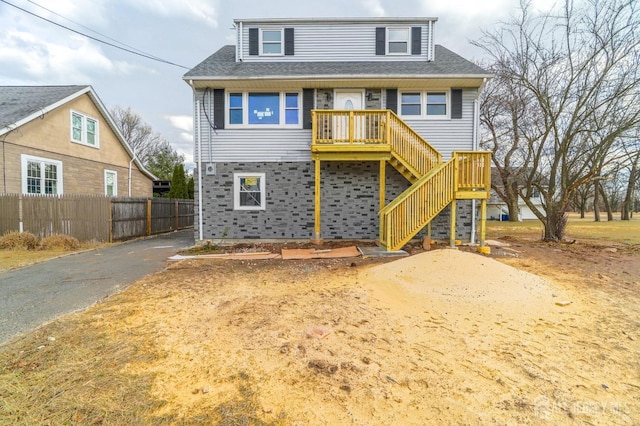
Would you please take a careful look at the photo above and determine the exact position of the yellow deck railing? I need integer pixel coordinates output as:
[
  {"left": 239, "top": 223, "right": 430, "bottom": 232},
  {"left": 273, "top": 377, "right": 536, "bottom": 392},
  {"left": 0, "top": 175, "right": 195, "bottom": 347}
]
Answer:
[
  {"left": 379, "top": 152, "right": 491, "bottom": 251},
  {"left": 312, "top": 110, "right": 388, "bottom": 144},
  {"left": 455, "top": 151, "right": 491, "bottom": 192},
  {"left": 386, "top": 111, "right": 441, "bottom": 176},
  {"left": 311, "top": 109, "right": 490, "bottom": 251},
  {"left": 380, "top": 160, "right": 455, "bottom": 251}
]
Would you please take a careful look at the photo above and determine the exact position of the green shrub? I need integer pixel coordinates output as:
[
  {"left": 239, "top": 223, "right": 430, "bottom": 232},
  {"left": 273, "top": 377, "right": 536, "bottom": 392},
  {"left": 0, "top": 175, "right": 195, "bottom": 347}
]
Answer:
[
  {"left": 0, "top": 231, "right": 39, "bottom": 250},
  {"left": 40, "top": 234, "right": 81, "bottom": 251}
]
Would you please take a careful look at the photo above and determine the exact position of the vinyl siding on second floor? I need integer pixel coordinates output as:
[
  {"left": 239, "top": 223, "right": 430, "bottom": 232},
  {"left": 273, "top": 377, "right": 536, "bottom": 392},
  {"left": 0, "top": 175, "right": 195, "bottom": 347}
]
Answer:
[
  {"left": 236, "top": 19, "right": 435, "bottom": 63},
  {"left": 193, "top": 88, "right": 477, "bottom": 163}
]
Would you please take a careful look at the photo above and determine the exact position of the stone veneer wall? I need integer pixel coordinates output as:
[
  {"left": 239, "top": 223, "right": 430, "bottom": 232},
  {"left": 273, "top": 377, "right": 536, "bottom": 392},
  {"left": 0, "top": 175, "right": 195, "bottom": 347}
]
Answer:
[{"left": 195, "top": 162, "right": 475, "bottom": 242}]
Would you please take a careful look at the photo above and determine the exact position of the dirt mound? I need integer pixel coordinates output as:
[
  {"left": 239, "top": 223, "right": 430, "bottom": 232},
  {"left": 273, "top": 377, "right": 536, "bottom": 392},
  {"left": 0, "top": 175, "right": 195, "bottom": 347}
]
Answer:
[{"left": 362, "top": 249, "right": 564, "bottom": 318}]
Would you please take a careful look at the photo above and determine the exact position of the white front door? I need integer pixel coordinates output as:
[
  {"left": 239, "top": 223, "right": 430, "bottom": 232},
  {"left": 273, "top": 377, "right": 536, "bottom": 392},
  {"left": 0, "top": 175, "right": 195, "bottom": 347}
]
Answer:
[
  {"left": 333, "top": 91, "right": 364, "bottom": 141},
  {"left": 335, "top": 91, "right": 363, "bottom": 110}
]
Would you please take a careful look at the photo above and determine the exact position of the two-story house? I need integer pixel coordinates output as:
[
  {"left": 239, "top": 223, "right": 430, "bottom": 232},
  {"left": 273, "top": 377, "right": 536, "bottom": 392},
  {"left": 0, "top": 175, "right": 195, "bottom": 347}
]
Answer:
[
  {"left": 184, "top": 17, "right": 492, "bottom": 251},
  {"left": 0, "top": 85, "right": 155, "bottom": 197}
]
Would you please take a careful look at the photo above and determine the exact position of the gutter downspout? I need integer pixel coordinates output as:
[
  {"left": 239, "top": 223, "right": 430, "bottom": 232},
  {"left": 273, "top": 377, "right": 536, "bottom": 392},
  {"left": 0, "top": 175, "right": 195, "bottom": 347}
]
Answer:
[
  {"left": 471, "top": 77, "right": 487, "bottom": 244},
  {"left": 190, "top": 80, "right": 204, "bottom": 241}
]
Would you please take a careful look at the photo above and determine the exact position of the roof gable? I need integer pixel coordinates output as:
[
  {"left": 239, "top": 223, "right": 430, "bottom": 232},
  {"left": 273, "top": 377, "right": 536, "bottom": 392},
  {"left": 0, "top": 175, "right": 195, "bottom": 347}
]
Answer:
[
  {"left": 0, "top": 85, "right": 156, "bottom": 180},
  {"left": 0, "top": 85, "right": 89, "bottom": 130}
]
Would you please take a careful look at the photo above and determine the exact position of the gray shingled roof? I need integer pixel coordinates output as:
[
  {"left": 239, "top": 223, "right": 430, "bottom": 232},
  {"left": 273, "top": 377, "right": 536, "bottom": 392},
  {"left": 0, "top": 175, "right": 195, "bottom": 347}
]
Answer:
[
  {"left": 0, "top": 85, "right": 88, "bottom": 127},
  {"left": 184, "top": 45, "right": 489, "bottom": 79}
]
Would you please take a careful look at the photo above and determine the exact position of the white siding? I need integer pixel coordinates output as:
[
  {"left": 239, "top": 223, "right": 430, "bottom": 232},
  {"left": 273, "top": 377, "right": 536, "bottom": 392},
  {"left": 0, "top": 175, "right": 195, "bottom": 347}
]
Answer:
[
  {"left": 240, "top": 22, "right": 431, "bottom": 63},
  {"left": 193, "top": 89, "right": 477, "bottom": 163},
  {"left": 403, "top": 89, "right": 477, "bottom": 159},
  {"left": 197, "top": 128, "right": 312, "bottom": 163}
]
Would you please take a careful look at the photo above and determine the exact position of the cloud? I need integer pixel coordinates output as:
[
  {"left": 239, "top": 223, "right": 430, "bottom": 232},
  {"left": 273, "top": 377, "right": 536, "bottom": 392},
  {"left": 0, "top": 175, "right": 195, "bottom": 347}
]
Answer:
[
  {"left": 166, "top": 115, "right": 193, "bottom": 133},
  {"left": 0, "top": 30, "right": 138, "bottom": 83},
  {"left": 134, "top": 0, "right": 218, "bottom": 28},
  {"left": 361, "top": 0, "right": 385, "bottom": 17}
]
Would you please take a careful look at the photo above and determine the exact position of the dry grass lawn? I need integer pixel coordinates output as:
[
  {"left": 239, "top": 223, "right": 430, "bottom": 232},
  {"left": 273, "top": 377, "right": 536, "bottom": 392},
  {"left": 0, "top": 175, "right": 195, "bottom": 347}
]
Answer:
[{"left": 1, "top": 216, "right": 639, "bottom": 424}]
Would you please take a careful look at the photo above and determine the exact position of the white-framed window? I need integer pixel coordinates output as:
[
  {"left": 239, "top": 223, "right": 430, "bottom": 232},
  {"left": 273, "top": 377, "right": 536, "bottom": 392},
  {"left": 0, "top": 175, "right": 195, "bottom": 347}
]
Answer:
[
  {"left": 399, "top": 90, "right": 449, "bottom": 118},
  {"left": 21, "top": 154, "right": 63, "bottom": 195},
  {"left": 227, "top": 91, "right": 301, "bottom": 128},
  {"left": 233, "top": 173, "right": 266, "bottom": 210},
  {"left": 70, "top": 110, "right": 99, "bottom": 147},
  {"left": 387, "top": 28, "right": 410, "bottom": 55},
  {"left": 260, "top": 28, "right": 283, "bottom": 55},
  {"left": 104, "top": 170, "right": 117, "bottom": 196}
]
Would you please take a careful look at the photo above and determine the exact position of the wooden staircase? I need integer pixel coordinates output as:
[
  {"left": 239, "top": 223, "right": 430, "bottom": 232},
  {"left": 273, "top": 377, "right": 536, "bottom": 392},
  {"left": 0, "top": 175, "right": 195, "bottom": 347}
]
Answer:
[{"left": 311, "top": 109, "right": 490, "bottom": 251}]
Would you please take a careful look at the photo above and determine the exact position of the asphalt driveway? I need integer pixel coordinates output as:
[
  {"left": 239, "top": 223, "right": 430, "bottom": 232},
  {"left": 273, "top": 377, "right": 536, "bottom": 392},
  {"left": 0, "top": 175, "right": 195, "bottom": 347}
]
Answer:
[{"left": 0, "top": 230, "right": 194, "bottom": 346}]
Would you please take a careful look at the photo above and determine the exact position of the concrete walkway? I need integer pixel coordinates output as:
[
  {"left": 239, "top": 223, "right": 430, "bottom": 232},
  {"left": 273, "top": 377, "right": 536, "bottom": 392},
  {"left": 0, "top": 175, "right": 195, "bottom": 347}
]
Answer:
[{"left": 0, "top": 230, "right": 194, "bottom": 346}]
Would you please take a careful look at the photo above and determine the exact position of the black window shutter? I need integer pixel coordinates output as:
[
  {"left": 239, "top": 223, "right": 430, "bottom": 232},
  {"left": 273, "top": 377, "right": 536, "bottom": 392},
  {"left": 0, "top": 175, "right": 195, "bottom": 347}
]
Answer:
[
  {"left": 451, "top": 89, "right": 463, "bottom": 119},
  {"left": 249, "top": 28, "right": 258, "bottom": 55},
  {"left": 375, "top": 27, "right": 385, "bottom": 55},
  {"left": 213, "top": 89, "right": 225, "bottom": 129},
  {"left": 411, "top": 27, "right": 422, "bottom": 55},
  {"left": 284, "top": 28, "right": 294, "bottom": 55},
  {"left": 386, "top": 89, "right": 397, "bottom": 113},
  {"left": 303, "top": 88, "right": 314, "bottom": 129}
]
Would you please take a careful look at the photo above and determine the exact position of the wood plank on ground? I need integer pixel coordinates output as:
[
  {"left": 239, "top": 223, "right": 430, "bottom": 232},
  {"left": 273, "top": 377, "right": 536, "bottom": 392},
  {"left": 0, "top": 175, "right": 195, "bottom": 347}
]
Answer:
[{"left": 281, "top": 246, "right": 361, "bottom": 260}]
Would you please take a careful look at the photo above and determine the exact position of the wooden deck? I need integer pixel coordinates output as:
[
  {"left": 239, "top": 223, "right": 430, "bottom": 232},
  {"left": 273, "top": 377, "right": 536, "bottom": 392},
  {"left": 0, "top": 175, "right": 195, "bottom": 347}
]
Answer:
[{"left": 310, "top": 109, "right": 491, "bottom": 251}]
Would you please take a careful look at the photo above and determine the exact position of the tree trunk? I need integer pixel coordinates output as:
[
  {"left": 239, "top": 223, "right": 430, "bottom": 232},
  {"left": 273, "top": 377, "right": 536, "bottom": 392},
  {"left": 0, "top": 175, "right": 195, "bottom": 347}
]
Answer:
[
  {"left": 507, "top": 199, "right": 520, "bottom": 222},
  {"left": 593, "top": 180, "right": 601, "bottom": 222},
  {"left": 599, "top": 185, "right": 613, "bottom": 221},
  {"left": 621, "top": 160, "right": 637, "bottom": 220},
  {"left": 543, "top": 202, "right": 568, "bottom": 241}
]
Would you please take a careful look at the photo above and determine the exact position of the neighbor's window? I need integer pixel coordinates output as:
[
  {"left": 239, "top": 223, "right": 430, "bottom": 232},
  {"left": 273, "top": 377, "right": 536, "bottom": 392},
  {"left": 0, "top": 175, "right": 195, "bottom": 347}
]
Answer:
[
  {"left": 261, "top": 29, "right": 283, "bottom": 55},
  {"left": 234, "top": 173, "right": 266, "bottom": 210},
  {"left": 21, "top": 154, "right": 63, "bottom": 195},
  {"left": 71, "top": 110, "right": 99, "bottom": 147},
  {"left": 426, "top": 92, "right": 447, "bottom": 116},
  {"left": 228, "top": 92, "right": 300, "bottom": 127},
  {"left": 104, "top": 170, "right": 117, "bottom": 196},
  {"left": 388, "top": 28, "right": 410, "bottom": 54}
]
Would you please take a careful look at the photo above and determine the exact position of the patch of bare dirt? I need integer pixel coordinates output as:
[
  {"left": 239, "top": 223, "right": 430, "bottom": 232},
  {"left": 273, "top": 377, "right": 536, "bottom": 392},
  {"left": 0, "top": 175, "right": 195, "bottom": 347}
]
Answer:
[
  {"left": 2, "top": 238, "right": 638, "bottom": 424},
  {"left": 109, "top": 238, "right": 640, "bottom": 423}
]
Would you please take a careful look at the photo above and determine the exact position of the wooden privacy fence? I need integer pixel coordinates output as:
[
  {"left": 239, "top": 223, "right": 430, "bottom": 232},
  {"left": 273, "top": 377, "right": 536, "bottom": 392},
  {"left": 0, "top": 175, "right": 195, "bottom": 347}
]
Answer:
[{"left": 0, "top": 194, "right": 194, "bottom": 243}]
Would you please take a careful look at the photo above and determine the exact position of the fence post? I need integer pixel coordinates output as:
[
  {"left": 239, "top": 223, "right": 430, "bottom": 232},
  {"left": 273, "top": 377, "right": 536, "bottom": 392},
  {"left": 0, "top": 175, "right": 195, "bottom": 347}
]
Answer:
[
  {"left": 175, "top": 200, "right": 179, "bottom": 230},
  {"left": 109, "top": 198, "right": 113, "bottom": 243},
  {"left": 147, "top": 198, "right": 152, "bottom": 236},
  {"left": 18, "top": 193, "right": 23, "bottom": 233}
]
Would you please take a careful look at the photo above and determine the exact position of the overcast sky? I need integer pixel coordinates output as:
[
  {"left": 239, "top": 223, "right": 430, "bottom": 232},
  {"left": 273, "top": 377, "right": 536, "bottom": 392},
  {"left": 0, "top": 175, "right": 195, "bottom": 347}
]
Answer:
[{"left": 0, "top": 0, "right": 556, "bottom": 169}]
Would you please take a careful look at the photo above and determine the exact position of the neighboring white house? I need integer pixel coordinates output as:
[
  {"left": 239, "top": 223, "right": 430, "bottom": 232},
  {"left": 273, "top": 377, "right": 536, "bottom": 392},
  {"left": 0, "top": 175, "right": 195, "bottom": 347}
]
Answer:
[{"left": 184, "top": 17, "right": 492, "bottom": 249}]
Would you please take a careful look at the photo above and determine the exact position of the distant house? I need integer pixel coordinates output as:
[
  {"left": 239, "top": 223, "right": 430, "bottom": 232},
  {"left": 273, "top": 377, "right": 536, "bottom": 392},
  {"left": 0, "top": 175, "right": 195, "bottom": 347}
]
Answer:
[
  {"left": 184, "top": 17, "right": 492, "bottom": 250},
  {"left": 487, "top": 168, "right": 544, "bottom": 221},
  {"left": 0, "top": 85, "right": 155, "bottom": 197}
]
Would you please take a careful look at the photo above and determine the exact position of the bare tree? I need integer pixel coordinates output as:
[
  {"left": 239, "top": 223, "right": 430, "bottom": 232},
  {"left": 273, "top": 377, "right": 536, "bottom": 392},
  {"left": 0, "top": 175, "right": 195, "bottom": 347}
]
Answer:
[
  {"left": 475, "top": 0, "right": 640, "bottom": 240},
  {"left": 110, "top": 106, "right": 163, "bottom": 168},
  {"left": 620, "top": 137, "right": 640, "bottom": 220},
  {"left": 110, "top": 106, "right": 184, "bottom": 180}
]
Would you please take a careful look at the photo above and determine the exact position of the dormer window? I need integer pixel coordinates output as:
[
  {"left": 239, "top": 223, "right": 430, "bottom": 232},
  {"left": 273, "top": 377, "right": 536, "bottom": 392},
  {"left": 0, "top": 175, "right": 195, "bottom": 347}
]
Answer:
[
  {"left": 261, "top": 29, "right": 283, "bottom": 55},
  {"left": 387, "top": 28, "right": 410, "bottom": 54}
]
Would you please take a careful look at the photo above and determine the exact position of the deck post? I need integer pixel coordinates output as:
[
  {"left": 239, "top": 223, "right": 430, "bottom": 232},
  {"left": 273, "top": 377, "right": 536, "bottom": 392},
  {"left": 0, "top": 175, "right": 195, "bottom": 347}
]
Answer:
[
  {"left": 477, "top": 198, "right": 490, "bottom": 254},
  {"left": 379, "top": 160, "right": 386, "bottom": 209},
  {"left": 312, "top": 158, "right": 322, "bottom": 244},
  {"left": 449, "top": 199, "right": 457, "bottom": 248}
]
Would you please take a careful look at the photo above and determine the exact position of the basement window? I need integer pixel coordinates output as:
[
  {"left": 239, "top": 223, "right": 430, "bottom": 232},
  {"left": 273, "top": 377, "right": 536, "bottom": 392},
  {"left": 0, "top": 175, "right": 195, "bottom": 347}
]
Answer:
[{"left": 234, "top": 173, "right": 266, "bottom": 210}]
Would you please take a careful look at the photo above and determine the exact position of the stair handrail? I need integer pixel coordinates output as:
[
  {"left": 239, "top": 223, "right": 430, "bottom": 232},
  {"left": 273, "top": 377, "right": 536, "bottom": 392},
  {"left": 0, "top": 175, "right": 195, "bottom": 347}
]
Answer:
[
  {"left": 379, "top": 159, "right": 455, "bottom": 251},
  {"left": 385, "top": 110, "right": 442, "bottom": 176}
]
